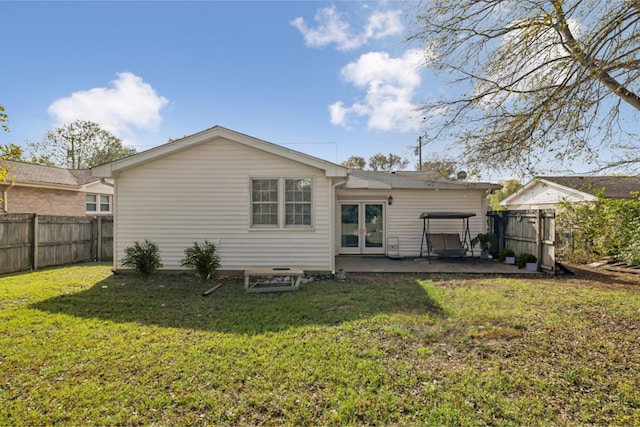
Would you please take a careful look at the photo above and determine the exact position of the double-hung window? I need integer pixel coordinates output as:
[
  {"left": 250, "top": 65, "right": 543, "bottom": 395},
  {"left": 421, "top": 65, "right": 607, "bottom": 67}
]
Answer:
[
  {"left": 285, "top": 178, "right": 312, "bottom": 226},
  {"left": 86, "top": 194, "right": 111, "bottom": 213},
  {"left": 251, "top": 179, "right": 278, "bottom": 227},
  {"left": 251, "top": 177, "right": 312, "bottom": 229}
]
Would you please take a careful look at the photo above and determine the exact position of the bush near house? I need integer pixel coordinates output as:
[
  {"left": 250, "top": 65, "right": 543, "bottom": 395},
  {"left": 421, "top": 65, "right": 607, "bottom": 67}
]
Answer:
[
  {"left": 180, "top": 240, "right": 221, "bottom": 281},
  {"left": 557, "top": 192, "right": 640, "bottom": 265},
  {"left": 121, "top": 239, "right": 163, "bottom": 281}
]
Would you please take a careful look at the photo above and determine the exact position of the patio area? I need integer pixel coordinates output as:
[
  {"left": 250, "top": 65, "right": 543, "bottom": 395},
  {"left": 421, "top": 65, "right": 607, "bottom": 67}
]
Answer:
[{"left": 336, "top": 255, "right": 540, "bottom": 274}]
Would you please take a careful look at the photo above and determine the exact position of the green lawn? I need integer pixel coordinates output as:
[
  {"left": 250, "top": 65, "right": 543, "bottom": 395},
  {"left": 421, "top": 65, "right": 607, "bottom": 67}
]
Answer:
[{"left": 1, "top": 263, "right": 639, "bottom": 426}]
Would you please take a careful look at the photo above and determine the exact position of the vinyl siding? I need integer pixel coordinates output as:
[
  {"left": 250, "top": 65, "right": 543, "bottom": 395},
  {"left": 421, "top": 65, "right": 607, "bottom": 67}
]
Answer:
[
  {"left": 114, "top": 139, "right": 333, "bottom": 271},
  {"left": 504, "top": 183, "right": 594, "bottom": 210},
  {"left": 336, "top": 187, "right": 489, "bottom": 257}
]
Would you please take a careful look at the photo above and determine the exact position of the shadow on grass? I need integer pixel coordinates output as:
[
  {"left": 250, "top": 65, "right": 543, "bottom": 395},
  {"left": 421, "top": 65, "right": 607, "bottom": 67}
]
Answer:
[{"left": 30, "top": 273, "right": 444, "bottom": 335}]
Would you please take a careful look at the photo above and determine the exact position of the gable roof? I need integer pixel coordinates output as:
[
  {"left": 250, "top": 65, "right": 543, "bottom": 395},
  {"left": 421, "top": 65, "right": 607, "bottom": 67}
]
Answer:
[
  {"left": 500, "top": 175, "right": 640, "bottom": 207},
  {"left": 1, "top": 160, "right": 100, "bottom": 189},
  {"left": 91, "top": 126, "right": 348, "bottom": 178},
  {"left": 540, "top": 176, "right": 640, "bottom": 198}
]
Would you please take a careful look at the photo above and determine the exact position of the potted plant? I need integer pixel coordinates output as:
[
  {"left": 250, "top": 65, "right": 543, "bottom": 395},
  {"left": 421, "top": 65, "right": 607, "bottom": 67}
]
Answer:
[
  {"left": 499, "top": 248, "right": 516, "bottom": 264},
  {"left": 471, "top": 233, "right": 498, "bottom": 259},
  {"left": 517, "top": 253, "right": 537, "bottom": 270}
]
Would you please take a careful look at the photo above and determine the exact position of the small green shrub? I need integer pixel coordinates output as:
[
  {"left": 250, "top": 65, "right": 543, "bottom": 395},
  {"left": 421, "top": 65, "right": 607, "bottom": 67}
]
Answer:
[
  {"left": 498, "top": 249, "right": 515, "bottom": 262},
  {"left": 180, "top": 240, "right": 221, "bottom": 281},
  {"left": 517, "top": 253, "right": 537, "bottom": 269},
  {"left": 121, "top": 239, "right": 163, "bottom": 281}
]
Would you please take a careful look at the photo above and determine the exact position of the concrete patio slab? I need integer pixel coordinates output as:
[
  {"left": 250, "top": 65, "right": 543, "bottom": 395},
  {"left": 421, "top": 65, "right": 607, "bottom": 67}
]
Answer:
[{"left": 336, "top": 256, "right": 540, "bottom": 274}]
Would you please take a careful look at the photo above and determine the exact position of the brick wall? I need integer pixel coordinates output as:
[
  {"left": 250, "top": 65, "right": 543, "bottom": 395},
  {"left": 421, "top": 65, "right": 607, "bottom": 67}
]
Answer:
[{"left": 1, "top": 186, "right": 86, "bottom": 216}]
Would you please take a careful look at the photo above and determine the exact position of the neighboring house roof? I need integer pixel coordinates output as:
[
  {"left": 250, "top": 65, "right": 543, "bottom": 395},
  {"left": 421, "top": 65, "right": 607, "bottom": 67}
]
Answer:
[
  {"left": 501, "top": 175, "right": 640, "bottom": 207},
  {"left": 540, "top": 176, "right": 640, "bottom": 199},
  {"left": 92, "top": 126, "right": 349, "bottom": 178},
  {"left": 2, "top": 160, "right": 102, "bottom": 190}
]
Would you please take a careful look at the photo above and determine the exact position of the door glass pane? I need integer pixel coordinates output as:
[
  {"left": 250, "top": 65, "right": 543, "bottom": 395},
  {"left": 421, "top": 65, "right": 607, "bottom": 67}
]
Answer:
[
  {"left": 365, "top": 204, "right": 383, "bottom": 248},
  {"left": 341, "top": 204, "right": 359, "bottom": 248}
]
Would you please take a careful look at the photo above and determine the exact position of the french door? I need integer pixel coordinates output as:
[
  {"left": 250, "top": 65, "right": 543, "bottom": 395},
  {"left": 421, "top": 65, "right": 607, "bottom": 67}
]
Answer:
[{"left": 339, "top": 203, "right": 385, "bottom": 254}]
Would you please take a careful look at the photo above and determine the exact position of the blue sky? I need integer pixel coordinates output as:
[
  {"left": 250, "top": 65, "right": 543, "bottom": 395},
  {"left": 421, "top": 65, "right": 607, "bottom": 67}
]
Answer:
[{"left": 3, "top": 1, "right": 443, "bottom": 172}]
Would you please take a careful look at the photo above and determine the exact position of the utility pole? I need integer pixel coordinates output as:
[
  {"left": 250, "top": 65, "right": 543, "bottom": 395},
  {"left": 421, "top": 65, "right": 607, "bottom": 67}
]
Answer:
[{"left": 414, "top": 135, "right": 423, "bottom": 171}]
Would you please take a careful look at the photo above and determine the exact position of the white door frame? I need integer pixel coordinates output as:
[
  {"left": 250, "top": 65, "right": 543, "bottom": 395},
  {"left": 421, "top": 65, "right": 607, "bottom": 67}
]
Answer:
[{"left": 338, "top": 202, "right": 386, "bottom": 255}]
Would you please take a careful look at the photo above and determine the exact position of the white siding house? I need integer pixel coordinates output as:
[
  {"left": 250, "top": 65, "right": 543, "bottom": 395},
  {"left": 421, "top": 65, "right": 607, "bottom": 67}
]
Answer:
[
  {"left": 92, "top": 126, "right": 500, "bottom": 273},
  {"left": 501, "top": 176, "right": 640, "bottom": 210}
]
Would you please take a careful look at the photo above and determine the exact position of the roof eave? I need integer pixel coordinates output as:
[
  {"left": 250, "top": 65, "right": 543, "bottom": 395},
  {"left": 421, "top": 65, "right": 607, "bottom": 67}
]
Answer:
[{"left": 90, "top": 126, "right": 348, "bottom": 178}]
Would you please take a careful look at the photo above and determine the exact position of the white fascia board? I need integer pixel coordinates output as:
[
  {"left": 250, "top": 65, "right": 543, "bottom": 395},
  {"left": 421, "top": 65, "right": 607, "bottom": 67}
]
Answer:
[
  {"left": 344, "top": 174, "right": 392, "bottom": 189},
  {"left": 91, "top": 163, "right": 114, "bottom": 178},
  {"left": 4, "top": 181, "right": 79, "bottom": 191}
]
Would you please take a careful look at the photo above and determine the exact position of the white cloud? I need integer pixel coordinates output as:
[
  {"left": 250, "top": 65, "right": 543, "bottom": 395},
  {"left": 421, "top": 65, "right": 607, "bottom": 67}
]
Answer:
[
  {"left": 330, "top": 49, "right": 425, "bottom": 132},
  {"left": 48, "top": 72, "right": 169, "bottom": 145},
  {"left": 291, "top": 6, "right": 403, "bottom": 51}
]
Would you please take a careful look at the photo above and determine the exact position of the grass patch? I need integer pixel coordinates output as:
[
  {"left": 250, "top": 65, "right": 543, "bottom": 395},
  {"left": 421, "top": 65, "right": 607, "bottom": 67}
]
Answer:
[{"left": 1, "top": 264, "right": 639, "bottom": 425}]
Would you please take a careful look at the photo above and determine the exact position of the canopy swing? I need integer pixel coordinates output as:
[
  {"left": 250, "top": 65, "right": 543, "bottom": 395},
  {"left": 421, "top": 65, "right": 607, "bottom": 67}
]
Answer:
[{"left": 419, "top": 212, "right": 476, "bottom": 263}]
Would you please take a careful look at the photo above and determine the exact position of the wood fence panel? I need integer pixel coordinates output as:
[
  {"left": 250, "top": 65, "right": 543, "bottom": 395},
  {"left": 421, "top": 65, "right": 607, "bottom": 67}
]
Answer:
[
  {"left": 99, "top": 216, "right": 114, "bottom": 261},
  {"left": 540, "top": 210, "right": 555, "bottom": 272},
  {"left": 0, "top": 214, "right": 113, "bottom": 275},
  {"left": 504, "top": 211, "right": 538, "bottom": 256},
  {"left": 37, "top": 216, "right": 94, "bottom": 269},
  {"left": 0, "top": 214, "right": 34, "bottom": 274},
  {"left": 488, "top": 209, "right": 556, "bottom": 273}
]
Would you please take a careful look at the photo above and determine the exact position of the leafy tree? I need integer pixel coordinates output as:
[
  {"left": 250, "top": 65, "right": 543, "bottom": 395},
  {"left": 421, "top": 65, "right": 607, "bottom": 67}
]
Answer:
[
  {"left": 487, "top": 179, "right": 523, "bottom": 211},
  {"left": 368, "top": 153, "right": 409, "bottom": 171},
  {"left": 409, "top": 1, "right": 640, "bottom": 175},
  {"left": 416, "top": 152, "right": 459, "bottom": 179},
  {"left": 27, "top": 120, "right": 136, "bottom": 169},
  {"left": 0, "top": 105, "right": 8, "bottom": 133},
  {"left": 341, "top": 155, "right": 367, "bottom": 169},
  {"left": 557, "top": 191, "right": 640, "bottom": 264},
  {"left": 0, "top": 106, "right": 16, "bottom": 187},
  {"left": 1, "top": 144, "right": 24, "bottom": 162}
]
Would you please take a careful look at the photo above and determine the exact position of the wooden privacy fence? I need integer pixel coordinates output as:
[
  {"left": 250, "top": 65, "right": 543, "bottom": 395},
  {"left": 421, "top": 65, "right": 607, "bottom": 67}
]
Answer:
[
  {"left": 0, "top": 214, "right": 113, "bottom": 275},
  {"left": 488, "top": 210, "right": 556, "bottom": 273}
]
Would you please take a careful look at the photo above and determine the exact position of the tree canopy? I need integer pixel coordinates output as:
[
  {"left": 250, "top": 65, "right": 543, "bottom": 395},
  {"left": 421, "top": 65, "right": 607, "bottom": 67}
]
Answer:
[
  {"left": 27, "top": 120, "right": 136, "bottom": 169},
  {"left": 416, "top": 152, "right": 460, "bottom": 179},
  {"left": 487, "top": 179, "right": 523, "bottom": 211},
  {"left": 409, "top": 0, "right": 640, "bottom": 175},
  {"left": 367, "top": 153, "right": 409, "bottom": 171},
  {"left": 0, "top": 105, "right": 8, "bottom": 133},
  {"left": 341, "top": 155, "right": 367, "bottom": 170},
  {"left": 0, "top": 105, "right": 14, "bottom": 186}
]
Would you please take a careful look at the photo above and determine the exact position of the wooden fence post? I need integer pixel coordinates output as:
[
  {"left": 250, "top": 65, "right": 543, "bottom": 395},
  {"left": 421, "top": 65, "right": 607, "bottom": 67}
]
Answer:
[
  {"left": 97, "top": 216, "right": 103, "bottom": 262},
  {"left": 536, "top": 210, "right": 543, "bottom": 269},
  {"left": 32, "top": 214, "right": 39, "bottom": 271}
]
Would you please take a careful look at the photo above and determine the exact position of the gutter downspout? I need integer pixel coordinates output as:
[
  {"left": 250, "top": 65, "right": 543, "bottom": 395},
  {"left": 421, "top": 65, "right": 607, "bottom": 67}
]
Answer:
[
  {"left": 100, "top": 178, "right": 116, "bottom": 271},
  {"left": 2, "top": 182, "right": 15, "bottom": 213},
  {"left": 100, "top": 178, "right": 114, "bottom": 187},
  {"left": 330, "top": 177, "right": 349, "bottom": 275}
]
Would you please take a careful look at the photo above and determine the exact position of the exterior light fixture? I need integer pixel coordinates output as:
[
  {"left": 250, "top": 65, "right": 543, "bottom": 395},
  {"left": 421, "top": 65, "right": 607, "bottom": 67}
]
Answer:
[{"left": 388, "top": 195, "right": 393, "bottom": 205}]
